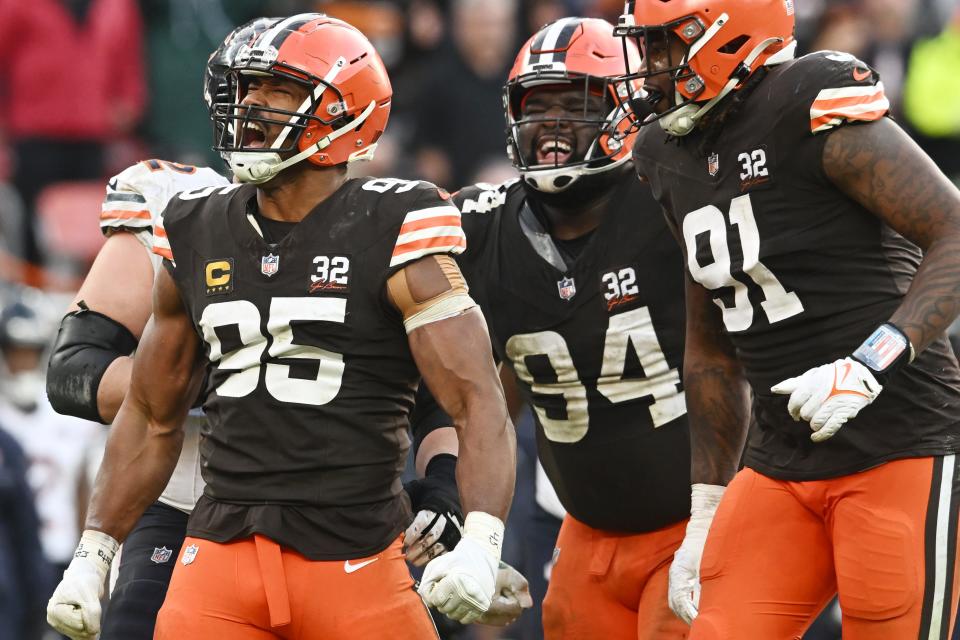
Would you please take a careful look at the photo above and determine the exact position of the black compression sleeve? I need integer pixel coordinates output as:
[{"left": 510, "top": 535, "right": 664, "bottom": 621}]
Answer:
[
  {"left": 411, "top": 382, "right": 455, "bottom": 458},
  {"left": 46, "top": 306, "right": 138, "bottom": 424}
]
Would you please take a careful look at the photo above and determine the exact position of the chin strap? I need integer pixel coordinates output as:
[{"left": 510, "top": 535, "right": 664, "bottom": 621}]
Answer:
[
  {"left": 231, "top": 99, "right": 377, "bottom": 184},
  {"left": 661, "top": 37, "right": 787, "bottom": 137}
]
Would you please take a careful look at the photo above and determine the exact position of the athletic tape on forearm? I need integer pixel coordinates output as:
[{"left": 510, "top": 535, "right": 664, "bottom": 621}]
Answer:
[{"left": 690, "top": 483, "right": 726, "bottom": 524}]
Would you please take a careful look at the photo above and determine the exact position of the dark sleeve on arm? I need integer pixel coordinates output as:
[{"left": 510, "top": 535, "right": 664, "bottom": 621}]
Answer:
[{"left": 411, "top": 381, "right": 455, "bottom": 458}]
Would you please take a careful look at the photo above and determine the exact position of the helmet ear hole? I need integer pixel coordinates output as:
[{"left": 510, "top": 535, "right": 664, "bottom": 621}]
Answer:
[{"left": 718, "top": 34, "right": 750, "bottom": 54}]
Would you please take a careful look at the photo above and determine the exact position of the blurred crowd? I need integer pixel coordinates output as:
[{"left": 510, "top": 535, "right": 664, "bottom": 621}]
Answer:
[{"left": 0, "top": 0, "right": 958, "bottom": 639}]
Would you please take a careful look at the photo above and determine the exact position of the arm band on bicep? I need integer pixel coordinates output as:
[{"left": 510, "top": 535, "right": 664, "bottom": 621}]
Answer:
[
  {"left": 387, "top": 255, "right": 477, "bottom": 333},
  {"left": 46, "top": 307, "right": 138, "bottom": 424}
]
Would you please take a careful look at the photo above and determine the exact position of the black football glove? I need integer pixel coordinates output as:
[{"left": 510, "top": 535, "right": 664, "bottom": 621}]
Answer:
[{"left": 403, "top": 454, "right": 463, "bottom": 566}]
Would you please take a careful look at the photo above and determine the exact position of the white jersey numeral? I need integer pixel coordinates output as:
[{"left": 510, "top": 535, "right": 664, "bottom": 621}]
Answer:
[
  {"left": 199, "top": 298, "right": 346, "bottom": 405},
  {"left": 506, "top": 331, "right": 590, "bottom": 443},
  {"left": 361, "top": 178, "right": 420, "bottom": 194},
  {"left": 505, "top": 306, "right": 684, "bottom": 443},
  {"left": 683, "top": 194, "right": 803, "bottom": 332}
]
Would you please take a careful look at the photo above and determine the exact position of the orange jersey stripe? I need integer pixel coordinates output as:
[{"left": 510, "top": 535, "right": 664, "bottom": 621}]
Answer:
[
  {"left": 154, "top": 226, "right": 168, "bottom": 238},
  {"left": 392, "top": 235, "right": 467, "bottom": 257},
  {"left": 399, "top": 215, "right": 463, "bottom": 235},
  {"left": 100, "top": 209, "right": 151, "bottom": 221},
  {"left": 152, "top": 246, "right": 173, "bottom": 260}
]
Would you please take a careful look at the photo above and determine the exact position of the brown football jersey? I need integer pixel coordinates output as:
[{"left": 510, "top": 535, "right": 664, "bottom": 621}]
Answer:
[{"left": 156, "top": 177, "right": 465, "bottom": 559}]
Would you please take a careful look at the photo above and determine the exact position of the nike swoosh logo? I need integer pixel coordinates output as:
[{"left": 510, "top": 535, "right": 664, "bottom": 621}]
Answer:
[
  {"left": 839, "top": 362, "right": 853, "bottom": 385},
  {"left": 852, "top": 67, "right": 871, "bottom": 82},
  {"left": 344, "top": 558, "right": 378, "bottom": 574},
  {"left": 107, "top": 179, "right": 119, "bottom": 191}
]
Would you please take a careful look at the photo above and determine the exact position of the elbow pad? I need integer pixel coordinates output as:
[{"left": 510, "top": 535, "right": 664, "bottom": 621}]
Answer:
[{"left": 46, "top": 308, "right": 138, "bottom": 424}]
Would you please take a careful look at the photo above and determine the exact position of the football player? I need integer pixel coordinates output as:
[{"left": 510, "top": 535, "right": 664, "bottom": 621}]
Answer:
[
  {"left": 46, "top": 14, "right": 515, "bottom": 640},
  {"left": 618, "top": 0, "right": 960, "bottom": 637},
  {"left": 42, "top": 20, "right": 267, "bottom": 640},
  {"left": 415, "top": 18, "right": 691, "bottom": 639}
]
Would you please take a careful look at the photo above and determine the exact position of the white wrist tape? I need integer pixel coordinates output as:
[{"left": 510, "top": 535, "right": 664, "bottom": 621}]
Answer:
[
  {"left": 73, "top": 529, "right": 120, "bottom": 576},
  {"left": 689, "top": 483, "right": 726, "bottom": 526},
  {"left": 462, "top": 511, "right": 504, "bottom": 560}
]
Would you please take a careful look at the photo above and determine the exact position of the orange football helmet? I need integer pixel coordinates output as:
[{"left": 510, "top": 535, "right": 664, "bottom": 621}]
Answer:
[
  {"left": 505, "top": 17, "right": 642, "bottom": 193},
  {"left": 614, "top": 0, "right": 796, "bottom": 135},
  {"left": 213, "top": 14, "right": 393, "bottom": 183}
]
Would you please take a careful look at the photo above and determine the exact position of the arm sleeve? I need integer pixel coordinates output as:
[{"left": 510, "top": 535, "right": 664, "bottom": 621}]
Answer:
[{"left": 411, "top": 381, "right": 455, "bottom": 459}]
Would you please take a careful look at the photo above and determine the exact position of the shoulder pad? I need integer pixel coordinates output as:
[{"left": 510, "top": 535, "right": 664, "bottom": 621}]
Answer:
[
  {"left": 152, "top": 182, "right": 245, "bottom": 263},
  {"left": 100, "top": 160, "right": 229, "bottom": 240},
  {"left": 784, "top": 51, "right": 889, "bottom": 134}
]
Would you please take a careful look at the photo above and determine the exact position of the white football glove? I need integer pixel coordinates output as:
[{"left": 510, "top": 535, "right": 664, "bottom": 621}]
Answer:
[
  {"left": 771, "top": 357, "right": 881, "bottom": 443},
  {"left": 476, "top": 561, "right": 533, "bottom": 626},
  {"left": 47, "top": 530, "right": 119, "bottom": 640},
  {"left": 404, "top": 509, "right": 462, "bottom": 567},
  {"left": 419, "top": 511, "right": 503, "bottom": 624},
  {"left": 668, "top": 484, "right": 725, "bottom": 625}
]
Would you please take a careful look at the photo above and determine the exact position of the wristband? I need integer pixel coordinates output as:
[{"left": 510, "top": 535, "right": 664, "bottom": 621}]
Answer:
[
  {"left": 462, "top": 511, "right": 504, "bottom": 560},
  {"left": 73, "top": 529, "right": 120, "bottom": 573},
  {"left": 690, "top": 483, "right": 725, "bottom": 521},
  {"left": 852, "top": 322, "right": 913, "bottom": 384},
  {"left": 424, "top": 453, "right": 457, "bottom": 482}
]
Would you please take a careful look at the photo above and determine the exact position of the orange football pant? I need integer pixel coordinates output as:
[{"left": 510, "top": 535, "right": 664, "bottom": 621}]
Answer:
[
  {"left": 691, "top": 455, "right": 960, "bottom": 640},
  {"left": 542, "top": 514, "right": 689, "bottom": 640},
  {"left": 153, "top": 534, "right": 438, "bottom": 640}
]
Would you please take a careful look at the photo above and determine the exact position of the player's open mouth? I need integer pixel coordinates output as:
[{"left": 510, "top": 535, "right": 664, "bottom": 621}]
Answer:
[
  {"left": 536, "top": 137, "right": 574, "bottom": 166},
  {"left": 242, "top": 123, "right": 267, "bottom": 149}
]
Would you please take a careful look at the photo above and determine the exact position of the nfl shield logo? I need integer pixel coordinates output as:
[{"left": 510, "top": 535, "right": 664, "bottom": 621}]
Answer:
[
  {"left": 557, "top": 277, "right": 576, "bottom": 301},
  {"left": 261, "top": 253, "right": 280, "bottom": 277},
  {"left": 707, "top": 152, "right": 720, "bottom": 177},
  {"left": 181, "top": 544, "right": 199, "bottom": 566},
  {"left": 150, "top": 546, "right": 172, "bottom": 564}
]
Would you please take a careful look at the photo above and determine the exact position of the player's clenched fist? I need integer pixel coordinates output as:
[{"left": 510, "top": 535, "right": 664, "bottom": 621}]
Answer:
[
  {"left": 47, "top": 530, "right": 119, "bottom": 640},
  {"left": 418, "top": 511, "right": 503, "bottom": 624},
  {"left": 771, "top": 357, "right": 881, "bottom": 442},
  {"left": 477, "top": 561, "right": 533, "bottom": 626}
]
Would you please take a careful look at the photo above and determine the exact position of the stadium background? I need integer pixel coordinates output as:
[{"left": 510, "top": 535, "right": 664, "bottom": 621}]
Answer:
[{"left": 0, "top": 0, "right": 958, "bottom": 639}]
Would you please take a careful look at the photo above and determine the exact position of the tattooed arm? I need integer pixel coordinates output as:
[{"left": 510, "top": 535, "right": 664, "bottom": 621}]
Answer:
[
  {"left": 824, "top": 118, "right": 960, "bottom": 353},
  {"left": 683, "top": 273, "right": 752, "bottom": 485},
  {"left": 661, "top": 210, "right": 751, "bottom": 485}
]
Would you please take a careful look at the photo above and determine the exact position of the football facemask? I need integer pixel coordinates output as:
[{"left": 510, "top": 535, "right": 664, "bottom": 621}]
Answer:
[
  {"left": 504, "top": 17, "right": 641, "bottom": 194},
  {"left": 204, "top": 16, "right": 280, "bottom": 164},
  {"left": 211, "top": 14, "right": 391, "bottom": 184}
]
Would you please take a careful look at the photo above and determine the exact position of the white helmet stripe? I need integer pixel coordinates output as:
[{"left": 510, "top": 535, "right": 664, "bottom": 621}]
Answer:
[
  {"left": 536, "top": 17, "right": 579, "bottom": 65},
  {"left": 257, "top": 13, "right": 322, "bottom": 50}
]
